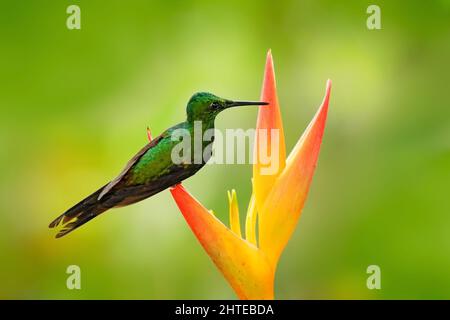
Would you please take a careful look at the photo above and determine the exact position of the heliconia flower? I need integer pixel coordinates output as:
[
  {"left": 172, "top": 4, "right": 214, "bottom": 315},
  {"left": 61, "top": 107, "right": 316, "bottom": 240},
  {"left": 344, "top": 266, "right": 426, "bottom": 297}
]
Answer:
[{"left": 170, "top": 50, "right": 332, "bottom": 299}]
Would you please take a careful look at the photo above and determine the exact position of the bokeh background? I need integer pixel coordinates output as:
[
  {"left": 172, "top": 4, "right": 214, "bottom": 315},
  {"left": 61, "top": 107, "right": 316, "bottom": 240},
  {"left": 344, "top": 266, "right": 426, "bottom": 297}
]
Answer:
[{"left": 0, "top": 0, "right": 449, "bottom": 299}]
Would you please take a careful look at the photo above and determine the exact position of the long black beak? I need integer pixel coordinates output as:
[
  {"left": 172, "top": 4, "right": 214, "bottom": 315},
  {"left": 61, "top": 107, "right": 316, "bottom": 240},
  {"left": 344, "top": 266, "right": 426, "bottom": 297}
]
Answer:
[{"left": 227, "top": 101, "right": 269, "bottom": 108}]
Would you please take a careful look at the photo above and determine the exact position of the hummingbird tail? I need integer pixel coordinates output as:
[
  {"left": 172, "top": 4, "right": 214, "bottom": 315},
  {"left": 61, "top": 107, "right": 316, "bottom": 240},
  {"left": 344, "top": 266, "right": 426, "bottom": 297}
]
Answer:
[{"left": 49, "top": 185, "right": 110, "bottom": 238}]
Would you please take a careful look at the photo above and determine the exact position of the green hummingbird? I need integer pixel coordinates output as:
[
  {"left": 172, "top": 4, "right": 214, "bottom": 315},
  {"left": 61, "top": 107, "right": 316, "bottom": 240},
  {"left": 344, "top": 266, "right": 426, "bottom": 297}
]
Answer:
[{"left": 49, "top": 92, "right": 267, "bottom": 238}]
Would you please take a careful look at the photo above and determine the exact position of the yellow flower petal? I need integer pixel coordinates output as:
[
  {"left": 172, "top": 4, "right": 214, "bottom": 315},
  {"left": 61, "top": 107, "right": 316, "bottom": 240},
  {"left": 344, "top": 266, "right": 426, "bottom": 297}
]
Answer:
[
  {"left": 259, "top": 80, "right": 332, "bottom": 265},
  {"left": 253, "top": 50, "right": 286, "bottom": 214},
  {"left": 245, "top": 193, "right": 257, "bottom": 246},
  {"left": 228, "top": 189, "right": 242, "bottom": 238},
  {"left": 170, "top": 184, "right": 274, "bottom": 299}
]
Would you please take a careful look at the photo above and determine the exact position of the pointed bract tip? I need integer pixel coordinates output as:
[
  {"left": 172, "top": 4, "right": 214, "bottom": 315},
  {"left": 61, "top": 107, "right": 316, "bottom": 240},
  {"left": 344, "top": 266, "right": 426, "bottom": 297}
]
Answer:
[
  {"left": 323, "top": 79, "right": 332, "bottom": 106},
  {"left": 265, "top": 50, "right": 274, "bottom": 68}
]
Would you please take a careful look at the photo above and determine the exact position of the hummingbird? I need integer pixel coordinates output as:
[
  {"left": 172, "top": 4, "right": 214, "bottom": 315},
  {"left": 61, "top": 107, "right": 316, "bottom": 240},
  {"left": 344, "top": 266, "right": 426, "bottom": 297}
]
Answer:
[{"left": 49, "top": 92, "right": 267, "bottom": 238}]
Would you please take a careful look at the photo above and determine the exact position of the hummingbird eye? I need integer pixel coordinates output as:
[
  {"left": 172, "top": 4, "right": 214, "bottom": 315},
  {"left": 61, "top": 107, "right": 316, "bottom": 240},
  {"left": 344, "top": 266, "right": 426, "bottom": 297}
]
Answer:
[{"left": 210, "top": 102, "right": 220, "bottom": 109}]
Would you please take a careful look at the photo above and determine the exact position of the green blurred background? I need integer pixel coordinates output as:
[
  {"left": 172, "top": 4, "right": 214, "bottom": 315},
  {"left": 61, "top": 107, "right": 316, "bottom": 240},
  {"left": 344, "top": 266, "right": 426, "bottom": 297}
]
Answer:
[{"left": 0, "top": 0, "right": 449, "bottom": 299}]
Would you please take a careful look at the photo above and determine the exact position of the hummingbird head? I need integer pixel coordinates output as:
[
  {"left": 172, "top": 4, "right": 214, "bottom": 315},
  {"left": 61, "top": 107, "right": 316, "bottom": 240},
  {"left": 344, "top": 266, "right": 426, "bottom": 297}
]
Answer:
[{"left": 186, "top": 92, "right": 268, "bottom": 122}]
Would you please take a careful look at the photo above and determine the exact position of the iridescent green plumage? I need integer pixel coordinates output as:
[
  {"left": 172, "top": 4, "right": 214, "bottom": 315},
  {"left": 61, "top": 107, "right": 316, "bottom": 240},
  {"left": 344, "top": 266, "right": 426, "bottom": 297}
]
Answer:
[{"left": 49, "top": 92, "right": 267, "bottom": 238}]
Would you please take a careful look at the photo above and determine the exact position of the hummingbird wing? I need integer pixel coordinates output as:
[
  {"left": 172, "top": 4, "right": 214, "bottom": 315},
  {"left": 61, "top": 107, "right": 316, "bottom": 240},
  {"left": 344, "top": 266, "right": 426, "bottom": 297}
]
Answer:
[
  {"left": 97, "top": 134, "right": 164, "bottom": 200},
  {"left": 103, "top": 162, "right": 198, "bottom": 207}
]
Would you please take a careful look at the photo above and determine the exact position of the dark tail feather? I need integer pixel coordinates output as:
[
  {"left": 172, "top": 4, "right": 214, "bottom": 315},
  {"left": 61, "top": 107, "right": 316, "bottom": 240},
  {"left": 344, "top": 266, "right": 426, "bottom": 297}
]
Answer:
[{"left": 49, "top": 185, "right": 110, "bottom": 238}]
